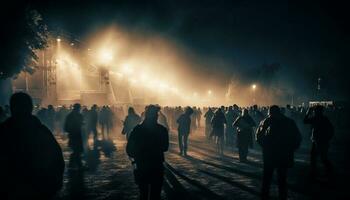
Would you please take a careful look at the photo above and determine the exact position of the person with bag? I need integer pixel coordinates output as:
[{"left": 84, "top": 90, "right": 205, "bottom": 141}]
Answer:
[{"left": 256, "top": 105, "right": 301, "bottom": 200}]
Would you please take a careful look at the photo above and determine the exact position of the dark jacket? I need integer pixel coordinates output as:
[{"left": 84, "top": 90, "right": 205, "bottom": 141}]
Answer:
[
  {"left": 256, "top": 114, "right": 301, "bottom": 168},
  {"left": 64, "top": 111, "right": 84, "bottom": 152},
  {"left": 177, "top": 114, "right": 191, "bottom": 135},
  {"left": 304, "top": 115, "right": 334, "bottom": 145},
  {"left": 0, "top": 115, "right": 65, "bottom": 199},
  {"left": 126, "top": 122, "right": 169, "bottom": 172}
]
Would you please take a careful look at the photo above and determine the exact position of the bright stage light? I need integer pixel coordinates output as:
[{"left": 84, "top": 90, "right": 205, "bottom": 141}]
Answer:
[
  {"left": 57, "top": 37, "right": 61, "bottom": 42},
  {"left": 207, "top": 90, "right": 212, "bottom": 95},
  {"left": 99, "top": 49, "right": 113, "bottom": 64},
  {"left": 140, "top": 73, "right": 149, "bottom": 82},
  {"left": 252, "top": 84, "right": 257, "bottom": 90},
  {"left": 121, "top": 63, "right": 134, "bottom": 75}
]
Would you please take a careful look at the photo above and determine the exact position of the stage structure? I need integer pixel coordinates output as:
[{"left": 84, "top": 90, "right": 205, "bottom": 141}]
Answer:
[{"left": 12, "top": 36, "right": 132, "bottom": 106}]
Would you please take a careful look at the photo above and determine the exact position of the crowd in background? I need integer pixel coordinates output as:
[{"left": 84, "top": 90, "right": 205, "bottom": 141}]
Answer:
[{"left": 0, "top": 92, "right": 348, "bottom": 200}]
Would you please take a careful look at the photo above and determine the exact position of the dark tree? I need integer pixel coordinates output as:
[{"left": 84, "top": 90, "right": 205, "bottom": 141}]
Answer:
[
  {"left": 0, "top": 4, "right": 48, "bottom": 104},
  {"left": 1, "top": 6, "right": 48, "bottom": 78}
]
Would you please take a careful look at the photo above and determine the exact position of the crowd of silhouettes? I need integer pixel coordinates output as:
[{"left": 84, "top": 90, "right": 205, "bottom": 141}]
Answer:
[{"left": 0, "top": 91, "right": 346, "bottom": 200}]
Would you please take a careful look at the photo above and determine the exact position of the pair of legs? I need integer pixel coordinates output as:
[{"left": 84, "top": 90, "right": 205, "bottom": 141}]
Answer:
[
  {"left": 136, "top": 170, "right": 164, "bottom": 200},
  {"left": 69, "top": 149, "right": 83, "bottom": 169},
  {"left": 87, "top": 127, "right": 98, "bottom": 146},
  {"left": 261, "top": 166, "right": 288, "bottom": 200},
  {"left": 238, "top": 145, "right": 249, "bottom": 162},
  {"left": 178, "top": 133, "right": 189, "bottom": 156},
  {"left": 138, "top": 181, "right": 163, "bottom": 200},
  {"left": 101, "top": 124, "right": 111, "bottom": 139},
  {"left": 310, "top": 142, "right": 333, "bottom": 177},
  {"left": 216, "top": 135, "right": 224, "bottom": 155}
]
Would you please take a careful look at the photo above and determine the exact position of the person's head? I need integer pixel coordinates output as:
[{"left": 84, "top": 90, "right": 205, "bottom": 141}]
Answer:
[
  {"left": 91, "top": 104, "right": 97, "bottom": 110},
  {"left": 253, "top": 104, "right": 258, "bottom": 110},
  {"left": 10, "top": 92, "right": 33, "bottom": 117},
  {"left": 314, "top": 105, "right": 324, "bottom": 116},
  {"left": 144, "top": 104, "right": 160, "bottom": 123},
  {"left": 128, "top": 107, "right": 136, "bottom": 115},
  {"left": 185, "top": 107, "right": 194, "bottom": 115},
  {"left": 268, "top": 105, "right": 280, "bottom": 117},
  {"left": 48, "top": 105, "right": 54, "bottom": 110},
  {"left": 242, "top": 109, "right": 249, "bottom": 116},
  {"left": 73, "top": 103, "right": 81, "bottom": 112}
]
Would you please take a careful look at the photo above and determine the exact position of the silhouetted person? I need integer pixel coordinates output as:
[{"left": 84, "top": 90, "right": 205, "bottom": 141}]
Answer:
[
  {"left": 256, "top": 105, "right": 301, "bottom": 200},
  {"left": 177, "top": 107, "right": 194, "bottom": 156},
  {"left": 46, "top": 105, "right": 56, "bottom": 133},
  {"left": 65, "top": 103, "right": 84, "bottom": 169},
  {"left": 233, "top": 109, "right": 256, "bottom": 162},
  {"left": 225, "top": 106, "right": 235, "bottom": 148},
  {"left": 304, "top": 105, "right": 334, "bottom": 178},
  {"left": 211, "top": 108, "right": 227, "bottom": 155},
  {"left": 0, "top": 92, "right": 64, "bottom": 199},
  {"left": 99, "top": 106, "right": 114, "bottom": 139},
  {"left": 122, "top": 107, "right": 141, "bottom": 140},
  {"left": 126, "top": 105, "right": 169, "bottom": 200},
  {"left": 56, "top": 105, "right": 69, "bottom": 136},
  {"left": 204, "top": 107, "right": 214, "bottom": 139},
  {"left": 87, "top": 105, "right": 99, "bottom": 145},
  {"left": 36, "top": 107, "right": 47, "bottom": 126}
]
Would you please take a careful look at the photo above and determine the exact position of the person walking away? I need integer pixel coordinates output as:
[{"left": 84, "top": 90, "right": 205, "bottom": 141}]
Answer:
[
  {"left": 256, "top": 105, "right": 301, "bottom": 200},
  {"left": 233, "top": 109, "right": 256, "bottom": 162},
  {"left": 126, "top": 105, "right": 169, "bottom": 200},
  {"left": 122, "top": 107, "right": 141, "bottom": 140},
  {"left": 204, "top": 107, "right": 214, "bottom": 140},
  {"left": 65, "top": 103, "right": 85, "bottom": 169},
  {"left": 211, "top": 108, "right": 227, "bottom": 156},
  {"left": 177, "top": 107, "right": 194, "bottom": 156},
  {"left": 225, "top": 106, "right": 235, "bottom": 149},
  {"left": 88, "top": 104, "right": 99, "bottom": 145},
  {"left": 304, "top": 105, "right": 334, "bottom": 179}
]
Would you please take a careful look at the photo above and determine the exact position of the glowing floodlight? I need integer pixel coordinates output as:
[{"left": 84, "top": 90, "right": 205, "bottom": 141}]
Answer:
[
  {"left": 99, "top": 49, "right": 113, "bottom": 64},
  {"left": 252, "top": 84, "right": 257, "bottom": 90}
]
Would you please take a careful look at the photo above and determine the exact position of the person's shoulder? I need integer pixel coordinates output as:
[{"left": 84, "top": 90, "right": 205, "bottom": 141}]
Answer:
[
  {"left": 260, "top": 116, "right": 271, "bottom": 125},
  {"left": 157, "top": 123, "right": 168, "bottom": 130},
  {"left": 134, "top": 123, "right": 142, "bottom": 129}
]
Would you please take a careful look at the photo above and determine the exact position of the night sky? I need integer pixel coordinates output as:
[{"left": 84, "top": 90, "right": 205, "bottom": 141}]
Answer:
[{"left": 30, "top": 0, "right": 349, "bottom": 101}]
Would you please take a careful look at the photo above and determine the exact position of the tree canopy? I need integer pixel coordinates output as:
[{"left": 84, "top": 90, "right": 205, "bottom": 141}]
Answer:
[{"left": 0, "top": 4, "right": 48, "bottom": 79}]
